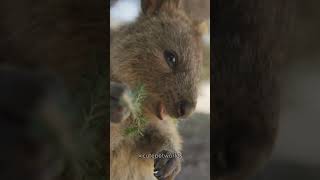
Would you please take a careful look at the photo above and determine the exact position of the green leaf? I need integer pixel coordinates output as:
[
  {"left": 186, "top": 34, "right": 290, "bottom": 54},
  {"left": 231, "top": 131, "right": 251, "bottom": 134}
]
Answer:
[{"left": 123, "top": 83, "right": 149, "bottom": 137}]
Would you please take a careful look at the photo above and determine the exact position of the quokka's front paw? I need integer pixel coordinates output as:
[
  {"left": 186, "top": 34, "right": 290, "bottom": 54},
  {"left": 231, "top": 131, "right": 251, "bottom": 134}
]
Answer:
[
  {"left": 110, "top": 81, "right": 131, "bottom": 123},
  {"left": 154, "top": 150, "right": 182, "bottom": 180}
]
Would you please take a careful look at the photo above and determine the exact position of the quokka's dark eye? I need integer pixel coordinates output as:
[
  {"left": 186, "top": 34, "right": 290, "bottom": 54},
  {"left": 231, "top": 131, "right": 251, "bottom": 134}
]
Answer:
[{"left": 163, "top": 50, "right": 177, "bottom": 69}]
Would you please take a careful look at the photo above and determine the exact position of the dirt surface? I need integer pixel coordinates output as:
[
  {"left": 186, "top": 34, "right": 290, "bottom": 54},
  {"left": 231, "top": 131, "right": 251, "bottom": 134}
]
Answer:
[{"left": 176, "top": 112, "right": 210, "bottom": 180}]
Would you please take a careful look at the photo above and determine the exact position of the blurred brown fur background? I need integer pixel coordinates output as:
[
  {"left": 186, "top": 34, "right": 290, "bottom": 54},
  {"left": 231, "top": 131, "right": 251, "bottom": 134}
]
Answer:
[{"left": 252, "top": 1, "right": 320, "bottom": 179}]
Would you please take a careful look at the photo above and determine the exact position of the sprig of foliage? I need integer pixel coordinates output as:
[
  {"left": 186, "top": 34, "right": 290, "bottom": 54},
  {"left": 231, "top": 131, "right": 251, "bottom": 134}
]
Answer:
[{"left": 124, "top": 84, "right": 148, "bottom": 137}]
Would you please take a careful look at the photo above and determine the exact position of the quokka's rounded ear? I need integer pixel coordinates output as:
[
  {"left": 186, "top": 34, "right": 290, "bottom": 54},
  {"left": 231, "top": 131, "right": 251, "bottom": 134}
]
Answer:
[
  {"left": 141, "top": 0, "right": 181, "bottom": 15},
  {"left": 193, "top": 20, "right": 209, "bottom": 36}
]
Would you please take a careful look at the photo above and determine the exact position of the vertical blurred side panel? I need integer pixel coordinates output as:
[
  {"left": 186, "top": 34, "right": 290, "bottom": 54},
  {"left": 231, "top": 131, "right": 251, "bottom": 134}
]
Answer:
[{"left": 212, "top": 0, "right": 292, "bottom": 179}]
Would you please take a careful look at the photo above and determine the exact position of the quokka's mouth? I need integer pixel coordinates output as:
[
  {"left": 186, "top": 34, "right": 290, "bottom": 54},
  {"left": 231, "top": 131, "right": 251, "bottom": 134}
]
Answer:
[{"left": 156, "top": 102, "right": 167, "bottom": 120}]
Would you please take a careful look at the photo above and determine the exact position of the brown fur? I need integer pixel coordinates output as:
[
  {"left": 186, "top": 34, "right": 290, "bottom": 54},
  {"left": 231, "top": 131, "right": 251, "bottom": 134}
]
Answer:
[
  {"left": 0, "top": 0, "right": 106, "bottom": 179},
  {"left": 0, "top": 0, "right": 106, "bottom": 91},
  {"left": 110, "top": 0, "right": 204, "bottom": 179},
  {"left": 0, "top": 66, "right": 80, "bottom": 180},
  {"left": 212, "top": 0, "right": 291, "bottom": 179}
]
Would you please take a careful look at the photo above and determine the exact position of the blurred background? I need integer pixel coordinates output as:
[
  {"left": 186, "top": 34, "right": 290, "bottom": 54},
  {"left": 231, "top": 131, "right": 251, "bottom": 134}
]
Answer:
[
  {"left": 110, "top": 0, "right": 210, "bottom": 179},
  {"left": 251, "top": 1, "right": 320, "bottom": 179}
]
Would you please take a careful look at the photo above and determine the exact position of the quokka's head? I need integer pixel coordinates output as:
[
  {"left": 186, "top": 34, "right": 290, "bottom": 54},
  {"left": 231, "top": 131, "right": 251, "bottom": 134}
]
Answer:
[{"left": 111, "top": 0, "right": 207, "bottom": 120}]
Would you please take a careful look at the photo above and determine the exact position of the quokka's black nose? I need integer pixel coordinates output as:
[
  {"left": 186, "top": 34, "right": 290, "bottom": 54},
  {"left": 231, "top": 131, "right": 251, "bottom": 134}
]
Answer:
[{"left": 177, "top": 100, "right": 195, "bottom": 118}]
